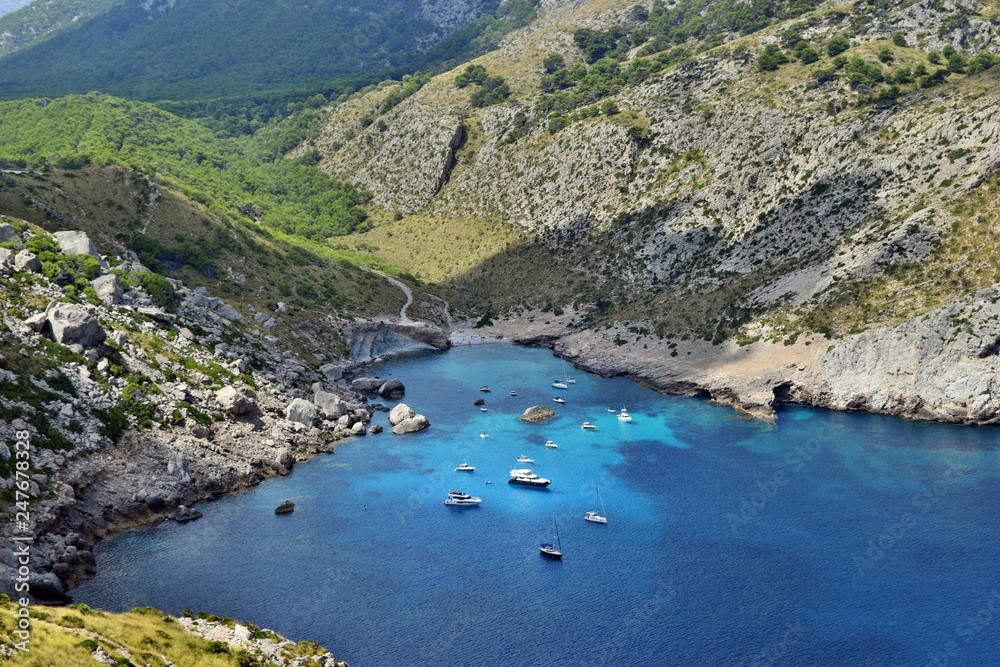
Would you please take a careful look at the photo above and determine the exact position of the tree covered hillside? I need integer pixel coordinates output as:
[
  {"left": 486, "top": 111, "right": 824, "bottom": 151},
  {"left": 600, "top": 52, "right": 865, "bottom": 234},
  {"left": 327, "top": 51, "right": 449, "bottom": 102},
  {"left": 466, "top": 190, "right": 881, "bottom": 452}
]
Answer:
[{"left": 0, "top": 0, "right": 539, "bottom": 103}]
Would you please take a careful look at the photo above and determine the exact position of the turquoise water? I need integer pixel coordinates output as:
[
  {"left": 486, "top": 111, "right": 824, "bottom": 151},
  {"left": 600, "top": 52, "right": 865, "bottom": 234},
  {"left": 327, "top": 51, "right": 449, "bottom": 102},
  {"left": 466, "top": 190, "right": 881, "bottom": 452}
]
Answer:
[{"left": 74, "top": 345, "right": 1000, "bottom": 666}]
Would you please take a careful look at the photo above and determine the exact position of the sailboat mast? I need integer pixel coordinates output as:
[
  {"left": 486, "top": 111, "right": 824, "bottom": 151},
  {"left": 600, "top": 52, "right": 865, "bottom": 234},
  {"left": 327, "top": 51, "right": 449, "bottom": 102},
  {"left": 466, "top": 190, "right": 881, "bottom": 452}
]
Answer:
[
  {"left": 597, "top": 481, "right": 606, "bottom": 518},
  {"left": 552, "top": 512, "right": 561, "bottom": 550}
]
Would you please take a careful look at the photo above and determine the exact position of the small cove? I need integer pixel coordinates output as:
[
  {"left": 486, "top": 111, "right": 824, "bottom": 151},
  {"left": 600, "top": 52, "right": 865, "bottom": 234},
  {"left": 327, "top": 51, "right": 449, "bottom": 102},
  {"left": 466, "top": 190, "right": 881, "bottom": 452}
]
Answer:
[{"left": 74, "top": 344, "right": 1000, "bottom": 666}]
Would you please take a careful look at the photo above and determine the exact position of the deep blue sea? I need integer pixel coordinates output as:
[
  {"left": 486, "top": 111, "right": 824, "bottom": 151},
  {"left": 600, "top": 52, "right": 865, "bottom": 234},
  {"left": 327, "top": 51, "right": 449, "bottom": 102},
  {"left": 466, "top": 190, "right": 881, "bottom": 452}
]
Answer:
[{"left": 74, "top": 344, "right": 1000, "bottom": 666}]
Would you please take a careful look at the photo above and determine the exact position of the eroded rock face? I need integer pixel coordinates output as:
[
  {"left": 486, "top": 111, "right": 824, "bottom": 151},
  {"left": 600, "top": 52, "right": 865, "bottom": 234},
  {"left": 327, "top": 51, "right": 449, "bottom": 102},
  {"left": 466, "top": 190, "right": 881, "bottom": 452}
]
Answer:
[
  {"left": 45, "top": 303, "right": 106, "bottom": 347},
  {"left": 520, "top": 406, "right": 555, "bottom": 422}
]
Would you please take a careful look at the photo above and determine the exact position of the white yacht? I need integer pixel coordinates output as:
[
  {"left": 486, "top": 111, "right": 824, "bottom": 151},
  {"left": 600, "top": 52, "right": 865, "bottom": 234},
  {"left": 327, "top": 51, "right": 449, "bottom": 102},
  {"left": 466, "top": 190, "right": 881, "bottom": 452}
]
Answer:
[
  {"left": 508, "top": 469, "right": 552, "bottom": 487},
  {"left": 443, "top": 489, "right": 482, "bottom": 505},
  {"left": 618, "top": 408, "right": 632, "bottom": 422},
  {"left": 566, "top": 378, "right": 576, "bottom": 384},
  {"left": 552, "top": 380, "right": 568, "bottom": 389},
  {"left": 516, "top": 455, "right": 534, "bottom": 463},
  {"left": 581, "top": 421, "right": 596, "bottom": 430},
  {"left": 553, "top": 396, "right": 565, "bottom": 404},
  {"left": 509, "top": 390, "right": 517, "bottom": 396},
  {"left": 479, "top": 386, "right": 491, "bottom": 392},
  {"left": 544, "top": 440, "right": 557, "bottom": 448},
  {"left": 480, "top": 407, "right": 488, "bottom": 412},
  {"left": 455, "top": 463, "right": 475, "bottom": 471}
]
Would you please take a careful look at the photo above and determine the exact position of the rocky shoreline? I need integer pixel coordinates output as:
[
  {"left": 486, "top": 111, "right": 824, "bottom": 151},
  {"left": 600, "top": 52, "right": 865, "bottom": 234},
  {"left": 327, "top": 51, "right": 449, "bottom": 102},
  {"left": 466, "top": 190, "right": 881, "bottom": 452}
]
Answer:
[{"left": 454, "top": 289, "right": 1000, "bottom": 426}]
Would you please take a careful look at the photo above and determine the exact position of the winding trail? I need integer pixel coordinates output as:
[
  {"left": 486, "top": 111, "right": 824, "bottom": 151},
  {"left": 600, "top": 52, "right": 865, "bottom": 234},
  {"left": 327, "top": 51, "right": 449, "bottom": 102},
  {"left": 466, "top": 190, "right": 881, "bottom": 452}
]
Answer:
[{"left": 379, "top": 273, "right": 414, "bottom": 324}]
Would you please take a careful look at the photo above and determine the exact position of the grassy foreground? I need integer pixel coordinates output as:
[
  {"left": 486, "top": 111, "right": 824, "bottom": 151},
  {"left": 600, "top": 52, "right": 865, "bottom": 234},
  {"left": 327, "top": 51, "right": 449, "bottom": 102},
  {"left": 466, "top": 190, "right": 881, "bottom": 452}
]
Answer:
[{"left": 0, "top": 597, "right": 338, "bottom": 666}]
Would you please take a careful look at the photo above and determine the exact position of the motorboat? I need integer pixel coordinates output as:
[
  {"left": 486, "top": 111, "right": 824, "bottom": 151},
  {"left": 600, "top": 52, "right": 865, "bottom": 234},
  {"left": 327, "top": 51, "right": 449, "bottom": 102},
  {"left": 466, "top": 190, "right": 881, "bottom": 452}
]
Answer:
[
  {"left": 480, "top": 407, "right": 488, "bottom": 412},
  {"left": 618, "top": 408, "right": 632, "bottom": 422},
  {"left": 479, "top": 386, "right": 491, "bottom": 392},
  {"left": 606, "top": 407, "right": 616, "bottom": 413},
  {"left": 455, "top": 463, "right": 475, "bottom": 471},
  {"left": 516, "top": 455, "right": 534, "bottom": 463},
  {"left": 553, "top": 396, "right": 565, "bottom": 404},
  {"left": 581, "top": 422, "right": 596, "bottom": 430},
  {"left": 443, "top": 489, "right": 482, "bottom": 506},
  {"left": 508, "top": 469, "right": 552, "bottom": 487},
  {"left": 480, "top": 432, "right": 489, "bottom": 438},
  {"left": 509, "top": 390, "right": 517, "bottom": 396},
  {"left": 544, "top": 440, "right": 557, "bottom": 448},
  {"left": 552, "top": 381, "right": 568, "bottom": 389}
]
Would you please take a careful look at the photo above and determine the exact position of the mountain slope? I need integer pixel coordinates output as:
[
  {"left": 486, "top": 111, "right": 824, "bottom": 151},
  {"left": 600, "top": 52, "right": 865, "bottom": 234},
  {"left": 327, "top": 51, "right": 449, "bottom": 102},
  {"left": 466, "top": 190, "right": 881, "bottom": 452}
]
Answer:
[
  {"left": 0, "top": 0, "right": 524, "bottom": 102},
  {"left": 0, "top": 0, "right": 121, "bottom": 58}
]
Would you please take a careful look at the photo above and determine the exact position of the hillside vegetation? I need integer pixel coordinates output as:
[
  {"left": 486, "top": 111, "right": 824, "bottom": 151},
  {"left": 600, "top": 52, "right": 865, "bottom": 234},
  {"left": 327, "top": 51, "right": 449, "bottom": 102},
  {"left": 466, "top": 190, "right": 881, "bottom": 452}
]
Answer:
[{"left": 0, "top": 599, "right": 343, "bottom": 666}]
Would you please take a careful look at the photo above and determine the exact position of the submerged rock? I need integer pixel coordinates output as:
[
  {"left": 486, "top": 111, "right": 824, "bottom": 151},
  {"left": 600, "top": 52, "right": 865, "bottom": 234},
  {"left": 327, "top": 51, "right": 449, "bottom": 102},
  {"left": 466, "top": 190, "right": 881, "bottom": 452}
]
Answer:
[{"left": 275, "top": 500, "right": 295, "bottom": 514}]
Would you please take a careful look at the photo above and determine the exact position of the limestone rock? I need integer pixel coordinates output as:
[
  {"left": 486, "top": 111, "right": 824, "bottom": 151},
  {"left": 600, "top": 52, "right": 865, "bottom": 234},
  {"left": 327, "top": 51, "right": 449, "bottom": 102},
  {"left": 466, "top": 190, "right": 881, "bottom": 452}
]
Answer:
[
  {"left": 369, "top": 424, "right": 383, "bottom": 434},
  {"left": 351, "top": 377, "right": 384, "bottom": 393},
  {"left": 92, "top": 647, "right": 118, "bottom": 665},
  {"left": 91, "top": 274, "right": 123, "bottom": 306},
  {"left": 175, "top": 505, "right": 203, "bottom": 522},
  {"left": 0, "top": 247, "right": 13, "bottom": 276},
  {"left": 350, "top": 421, "right": 367, "bottom": 435},
  {"left": 313, "top": 391, "right": 347, "bottom": 420},
  {"left": 53, "top": 230, "right": 99, "bottom": 257},
  {"left": 520, "top": 406, "right": 555, "bottom": 422},
  {"left": 14, "top": 250, "right": 40, "bottom": 273},
  {"left": 216, "top": 386, "right": 257, "bottom": 416},
  {"left": 45, "top": 303, "right": 106, "bottom": 347},
  {"left": 285, "top": 398, "right": 318, "bottom": 427},
  {"left": 388, "top": 403, "right": 416, "bottom": 425},
  {"left": 378, "top": 378, "right": 405, "bottom": 399},
  {"left": 0, "top": 223, "right": 17, "bottom": 243},
  {"left": 167, "top": 451, "right": 192, "bottom": 484},
  {"left": 275, "top": 500, "right": 295, "bottom": 514},
  {"left": 391, "top": 414, "right": 430, "bottom": 434}
]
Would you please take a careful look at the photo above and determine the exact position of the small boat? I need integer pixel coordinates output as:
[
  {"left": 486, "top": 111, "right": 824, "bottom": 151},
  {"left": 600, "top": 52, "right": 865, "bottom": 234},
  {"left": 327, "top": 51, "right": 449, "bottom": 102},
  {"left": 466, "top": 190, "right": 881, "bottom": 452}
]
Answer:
[
  {"left": 480, "top": 432, "right": 489, "bottom": 438},
  {"left": 585, "top": 481, "right": 608, "bottom": 524},
  {"left": 581, "top": 422, "right": 596, "bottom": 430},
  {"left": 553, "top": 396, "right": 565, "bottom": 404},
  {"left": 606, "top": 407, "right": 616, "bottom": 413},
  {"left": 618, "top": 407, "right": 632, "bottom": 422},
  {"left": 508, "top": 469, "right": 552, "bottom": 487},
  {"left": 479, "top": 386, "right": 491, "bottom": 392},
  {"left": 566, "top": 378, "right": 576, "bottom": 384},
  {"left": 509, "top": 390, "right": 517, "bottom": 396},
  {"left": 485, "top": 481, "right": 492, "bottom": 484},
  {"left": 552, "top": 381, "right": 568, "bottom": 389},
  {"left": 443, "top": 489, "right": 482, "bottom": 505},
  {"left": 539, "top": 511, "right": 562, "bottom": 559},
  {"left": 516, "top": 455, "right": 534, "bottom": 463},
  {"left": 455, "top": 463, "right": 475, "bottom": 471},
  {"left": 480, "top": 407, "right": 488, "bottom": 412},
  {"left": 544, "top": 440, "right": 557, "bottom": 448}
]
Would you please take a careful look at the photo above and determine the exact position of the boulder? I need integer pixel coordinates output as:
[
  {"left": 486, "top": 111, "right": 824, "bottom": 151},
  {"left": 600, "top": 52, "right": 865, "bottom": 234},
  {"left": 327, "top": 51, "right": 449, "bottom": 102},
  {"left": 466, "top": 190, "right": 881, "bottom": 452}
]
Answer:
[
  {"left": 27, "top": 572, "right": 67, "bottom": 604},
  {"left": 391, "top": 414, "right": 430, "bottom": 434},
  {"left": 52, "top": 230, "right": 99, "bottom": 258},
  {"left": 284, "top": 398, "right": 318, "bottom": 427},
  {"left": 90, "top": 274, "right": 123, "bottom": 305},
  {"left": 388, "top": 403, "right": 416, "bottom": 425},
  {"left": 351, "top": 377, "right": 384, "bottom": 393},
  {"left": 175, "top": 505, "right": 203, "bottom": 522},
  {"left": 0, "top": 223, "right": 17, "bottom": 243},
  {"left": 216, "top": 386, "right": 257, "bottom": 416},
  {"left": 275, "top": 500, "right": 295, "bottom": 514},
  {"left": 215, "top": 303, "right": 245, "bottom": 322},
  {"left": 377, "top": 378, "right": 405, "bottom": 399},
  {"left": 92, "top": 647, "right": 118, "bottom": 665},
  {"left": 0, "top": 247, "right": 13, "bottom": 276},
  {"left": 520, "top": 406, "right": 556, "bottom": 422},
  {"left": 350, "top": 421, "right": 367, "bottom": 435},
  {"left": 24, "top": 312, "right": 47, "bottom": 333},
  {"left": 14, "top": 250, "right": 40, "bottom": 273},
  {"left": 313, "top": 391, "right": 347, "bottom": 420},
  {"left": 369, "top": 424, "right": 383, "bottom": 435},
  {"left": 318, "top": 363, "right": 344, "bottom": 382},
  {"left": 474, "top": 398, "right": 485, "bottom": 406},
  {"left": 45, "top": 303, "right": 106, "bottom": 347}
]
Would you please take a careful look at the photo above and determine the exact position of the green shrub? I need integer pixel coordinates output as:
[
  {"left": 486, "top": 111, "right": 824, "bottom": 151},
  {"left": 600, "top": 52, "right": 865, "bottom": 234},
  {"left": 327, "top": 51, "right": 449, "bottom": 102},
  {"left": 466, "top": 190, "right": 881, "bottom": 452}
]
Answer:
[{"left": 826, "top": 35, "right": 850, "bottom": 57}]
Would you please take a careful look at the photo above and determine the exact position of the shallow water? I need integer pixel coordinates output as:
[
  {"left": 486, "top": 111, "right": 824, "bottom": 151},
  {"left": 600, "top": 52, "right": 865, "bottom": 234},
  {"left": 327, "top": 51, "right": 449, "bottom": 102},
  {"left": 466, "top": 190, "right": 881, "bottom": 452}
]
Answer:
[{"left": 74, "top": 344, "right": 1000, "bottom": 666}]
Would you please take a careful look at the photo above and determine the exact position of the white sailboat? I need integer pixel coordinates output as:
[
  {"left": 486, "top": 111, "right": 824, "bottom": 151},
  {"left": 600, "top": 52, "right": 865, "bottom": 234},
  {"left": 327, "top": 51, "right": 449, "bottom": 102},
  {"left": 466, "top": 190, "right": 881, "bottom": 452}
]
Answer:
[
  {"left": 585, "top": 481, "right": 608, "bottom": 524},
  {"left": 539, "top": 511, "right": 563, "bottom": 558}
]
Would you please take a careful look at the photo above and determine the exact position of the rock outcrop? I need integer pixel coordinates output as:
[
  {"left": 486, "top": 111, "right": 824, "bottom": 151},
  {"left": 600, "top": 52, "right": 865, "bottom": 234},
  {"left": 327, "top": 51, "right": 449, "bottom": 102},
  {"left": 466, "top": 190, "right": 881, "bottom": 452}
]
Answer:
[
  {"left": 520, "top": 406, "right": 555, "bottom": 422},
  {"left": 388, "top": 402, "right": 430, "bottom": 434},
  {"left": 44, "top": 303, "right": 106, "bottom": 347},
  {"left": 275, "top": 500, "right": 295, "bottom": 514},
  {"left": 91, "top": 274, "right": 123, "bottom": 305}
]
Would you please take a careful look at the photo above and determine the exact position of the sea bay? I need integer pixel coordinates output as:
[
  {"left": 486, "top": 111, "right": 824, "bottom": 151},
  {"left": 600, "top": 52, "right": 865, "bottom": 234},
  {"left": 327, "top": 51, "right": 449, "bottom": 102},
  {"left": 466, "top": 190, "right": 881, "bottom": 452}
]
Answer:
[{"left": 74, "top": 344, "right": 1000, "bottom": 666}]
